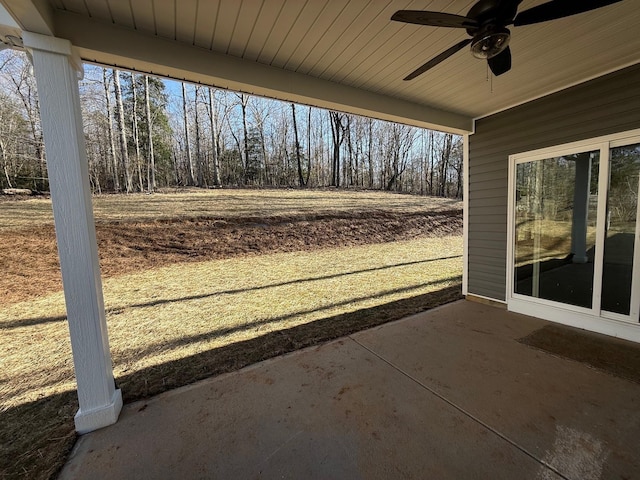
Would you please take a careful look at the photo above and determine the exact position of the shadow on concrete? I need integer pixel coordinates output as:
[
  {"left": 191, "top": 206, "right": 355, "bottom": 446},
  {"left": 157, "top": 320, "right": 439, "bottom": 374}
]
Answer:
[{"left": 519, "top": 323, "right": 640, "bottom": 384}]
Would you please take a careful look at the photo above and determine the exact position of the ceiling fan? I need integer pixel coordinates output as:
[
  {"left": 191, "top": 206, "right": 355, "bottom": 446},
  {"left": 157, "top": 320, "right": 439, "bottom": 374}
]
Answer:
[{"left": 391, "top": 0, "right": 623, "bottom": 80}]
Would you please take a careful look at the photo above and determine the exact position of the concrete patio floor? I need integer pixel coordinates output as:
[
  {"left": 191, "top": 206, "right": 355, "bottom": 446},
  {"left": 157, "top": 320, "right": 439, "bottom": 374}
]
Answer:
[{"left": 59, "top": 300, "right": 640, "bottom": 480}]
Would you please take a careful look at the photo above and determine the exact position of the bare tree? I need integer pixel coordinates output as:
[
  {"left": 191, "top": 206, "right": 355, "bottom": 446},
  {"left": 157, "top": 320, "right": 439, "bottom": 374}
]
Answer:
[
  {"left": 345, "top": 115, "right": 354, "bottom": 186},
  {"left": 306, "top": 106, "right": 312, "bottom": 186},
  {"left": 143, "top": 75, "right": 155, "bottom": 192},
  {"left": 367, "top": 118, "right": 374, "bottom": 188},
  {"left": 329, "top": 111, "right": 346, "bottom": 187},
  {"left": 249, "top": 98, "right": 271, "bottom": 185},
  {"left": 450, "top": 137, "right": 463, "bottom": 198},
  {"left": 0, "top": 93, "right": 25, "bottom": 188},
  {"left": 207, "top": 87, "right": 221, "bottom": 186},
  {"left": 291, "top": 103, "right": 305, "bottom": 187},
  {"left": 181, "top": 82, "right": 195, "bottom": 185},
  {"left": 102, "top": 69, "right": 119, "bottom": 191},
  {"left": 235, "top": 93, "right": 250, "bottom": 184},
  {"left": 0, "top": 55, "right": 467, "bottom": 196},
  {"left": 130, "top": 72, "right": 144, "bottom": 191},
  {"left": 194, "top": 85, "right": 204, "bottom": 186},
  {"left": 438, "top": 133, "right": 454, "bottom": 196},
  {"left": 428, "top": 130, "right": 435, "bottom": 195},
  {"left": 4, "top": 50, "right": 46, "bottom": 190},
  {"left": 114, "top": 69, "right": 133, "bottom": 192}
]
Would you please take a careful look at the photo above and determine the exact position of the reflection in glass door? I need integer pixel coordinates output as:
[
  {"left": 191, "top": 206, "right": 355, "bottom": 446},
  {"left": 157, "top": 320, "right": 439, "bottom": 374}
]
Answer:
[
  {"left": 512, "top": 140, "right": 640, "bottom": 323},
  {"left": 601, "top": 144, "right": 640, "bottom": 316},
  {"left": 514, "top": 151, "right": 600, "bottom": 309}
]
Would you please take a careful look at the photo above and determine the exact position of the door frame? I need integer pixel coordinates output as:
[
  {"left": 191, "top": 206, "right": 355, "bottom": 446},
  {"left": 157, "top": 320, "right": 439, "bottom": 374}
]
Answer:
[{"left": 506, "top": 128, "right": 640, "bottom": 342}]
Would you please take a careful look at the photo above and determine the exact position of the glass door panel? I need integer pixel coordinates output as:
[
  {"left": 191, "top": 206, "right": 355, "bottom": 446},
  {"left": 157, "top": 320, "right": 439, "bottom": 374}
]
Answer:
[
  {"left": 514, "top": 151, "right": 600, "bottom": 308},
  {"left": 601, "top": 143, "right": 640, "bottom": 315}
]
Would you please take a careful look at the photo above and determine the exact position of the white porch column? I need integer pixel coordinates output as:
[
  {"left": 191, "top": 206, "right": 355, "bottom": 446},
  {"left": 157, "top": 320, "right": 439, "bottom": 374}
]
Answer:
[{"left": 22, "top": 32, "right": 122, "bottom": 434}]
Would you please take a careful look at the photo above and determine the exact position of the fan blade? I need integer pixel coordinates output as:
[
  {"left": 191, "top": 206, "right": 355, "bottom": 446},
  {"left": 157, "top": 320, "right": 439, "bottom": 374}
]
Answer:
[
  {"left": 391, "top": 10, "right": 478, "bottom": 29},
  {"left": 502, "top": 0, "right": 525, "bottom": 8},
  {"left": 488, "top": 47, "right": 512, "bottom": 76},
  {"left": 514, "top": 0, "right": 623, "bottom": 26},
  {"left": 494, "top": 0, "right": 525, "bottom": 22},
  {"left": 403, "top": 39, "right": 472, "bottom": 81}
]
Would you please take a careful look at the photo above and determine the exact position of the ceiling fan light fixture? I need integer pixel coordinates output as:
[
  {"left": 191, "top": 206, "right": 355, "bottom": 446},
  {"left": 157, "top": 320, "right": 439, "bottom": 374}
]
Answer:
[{"left": 470, "top": 27, "right": 510, "bottom": 59}]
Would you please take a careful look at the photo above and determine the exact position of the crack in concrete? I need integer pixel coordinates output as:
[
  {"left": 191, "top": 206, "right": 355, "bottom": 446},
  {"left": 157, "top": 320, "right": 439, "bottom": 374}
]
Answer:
[{"left": 350, "top": 336, "right": 570, "bottom": 480}]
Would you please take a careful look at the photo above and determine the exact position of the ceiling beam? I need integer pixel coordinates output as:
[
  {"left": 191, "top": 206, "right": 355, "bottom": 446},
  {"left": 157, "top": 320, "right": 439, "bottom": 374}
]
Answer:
[
  {"left": 53, "top": 10, "right": 472, "bottom": 134},
  {"left": 0, "top": 0, "right": 54, "bottom": 36}
]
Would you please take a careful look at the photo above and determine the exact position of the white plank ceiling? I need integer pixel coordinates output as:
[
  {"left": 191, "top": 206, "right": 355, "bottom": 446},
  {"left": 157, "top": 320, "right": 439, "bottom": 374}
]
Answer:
[{"left": 2, "top": 0, "right": 640, "bottom": 132}]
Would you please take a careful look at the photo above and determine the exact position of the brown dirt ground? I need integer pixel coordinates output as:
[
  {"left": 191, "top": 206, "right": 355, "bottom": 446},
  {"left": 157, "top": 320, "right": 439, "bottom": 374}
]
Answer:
[{"left": 2, "top": 209, "right": 462, "bottom": 305}]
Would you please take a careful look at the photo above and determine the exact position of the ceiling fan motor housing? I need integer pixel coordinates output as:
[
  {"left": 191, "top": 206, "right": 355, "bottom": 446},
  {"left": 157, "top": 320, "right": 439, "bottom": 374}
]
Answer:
[
  {"left": 470, "top": 25, "right": 511, "bottom": 59},
  {"left": 465, "top": 0, "right": 517, "bottom": 59},
  {"left": 465, "top": 0, "right": 519, "bottom": 34}
]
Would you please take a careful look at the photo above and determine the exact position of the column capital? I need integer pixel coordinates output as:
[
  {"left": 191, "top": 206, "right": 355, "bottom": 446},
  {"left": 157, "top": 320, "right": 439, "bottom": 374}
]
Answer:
[{"left": 22, "top": 31, "right": 83, "bottom": 75}]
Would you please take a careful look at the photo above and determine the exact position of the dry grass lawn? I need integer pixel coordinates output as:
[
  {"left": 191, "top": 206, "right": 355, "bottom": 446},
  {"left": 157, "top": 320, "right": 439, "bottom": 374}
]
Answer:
[
  {"left": 2, "top": 238, "right": 462, "bottom": 408},
  {"left": 0, "top": 189, "right": 463, "bottom": 480},
  {"left": 0, "top": 188, "right": 459, "bottom": 230}
]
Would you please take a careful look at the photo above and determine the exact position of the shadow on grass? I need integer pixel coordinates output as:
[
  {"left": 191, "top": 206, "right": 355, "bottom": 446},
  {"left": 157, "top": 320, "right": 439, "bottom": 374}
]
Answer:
[
  {"left": 1, "top": 255, "right": 462, "bottom": 330},
  {"left": 128, "top": 276, "right": 461, "bottom": 360},
  {"left": 0, "top": 314, "right": 69, "bottom": 330},
  {"left": 0, "top": 389, "right": 78, "bottom": 480},
  {"left": 116, "top": 283, "right": 463, "bottom": 402},
  {"left": 1, "top": 284, "right": 462, "bottom": 480},
  {"left": 108, "top": 256, "right": 462, "bottom": 315}
]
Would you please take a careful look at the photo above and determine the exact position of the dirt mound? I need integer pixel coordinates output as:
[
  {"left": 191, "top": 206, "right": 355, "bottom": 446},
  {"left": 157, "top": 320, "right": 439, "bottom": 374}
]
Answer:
[{"left": 1, "top": 210, "right": 462, "bottom": 305}]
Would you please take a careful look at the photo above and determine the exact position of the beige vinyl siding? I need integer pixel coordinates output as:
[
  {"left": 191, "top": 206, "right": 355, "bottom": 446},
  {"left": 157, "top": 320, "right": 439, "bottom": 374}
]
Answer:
[{"left": 468, "top": 63, "right": 640, "bottom": 301}]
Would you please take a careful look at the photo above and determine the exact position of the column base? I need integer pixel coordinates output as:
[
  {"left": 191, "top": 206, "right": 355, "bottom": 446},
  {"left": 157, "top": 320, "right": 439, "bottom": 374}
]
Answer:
[{"left": 74, "top": 389, "right": 123, "bottom": 434}]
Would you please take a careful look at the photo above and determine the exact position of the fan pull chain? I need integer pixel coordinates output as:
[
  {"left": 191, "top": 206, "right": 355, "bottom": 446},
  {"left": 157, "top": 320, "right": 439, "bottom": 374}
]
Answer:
[{"left": 486, "top": 63, "right": 493, "bottom": 93}]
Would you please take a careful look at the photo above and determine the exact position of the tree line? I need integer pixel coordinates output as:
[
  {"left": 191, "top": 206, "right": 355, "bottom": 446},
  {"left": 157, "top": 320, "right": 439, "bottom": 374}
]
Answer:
[{"left": 0, "top": 50, "right": 463, "bottom": 197}]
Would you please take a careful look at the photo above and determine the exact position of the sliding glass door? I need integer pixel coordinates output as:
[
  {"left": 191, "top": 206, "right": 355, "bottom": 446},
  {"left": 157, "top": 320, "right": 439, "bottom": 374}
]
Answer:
[
  {"left": 510, "top": 137, "right": 640, "bottom": 324},
  {"left": 601, "top": 143, "right": 640, "bottom": 317},
  {"left": 514, "top": 150, "right": 599, "bottom": 309}
]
